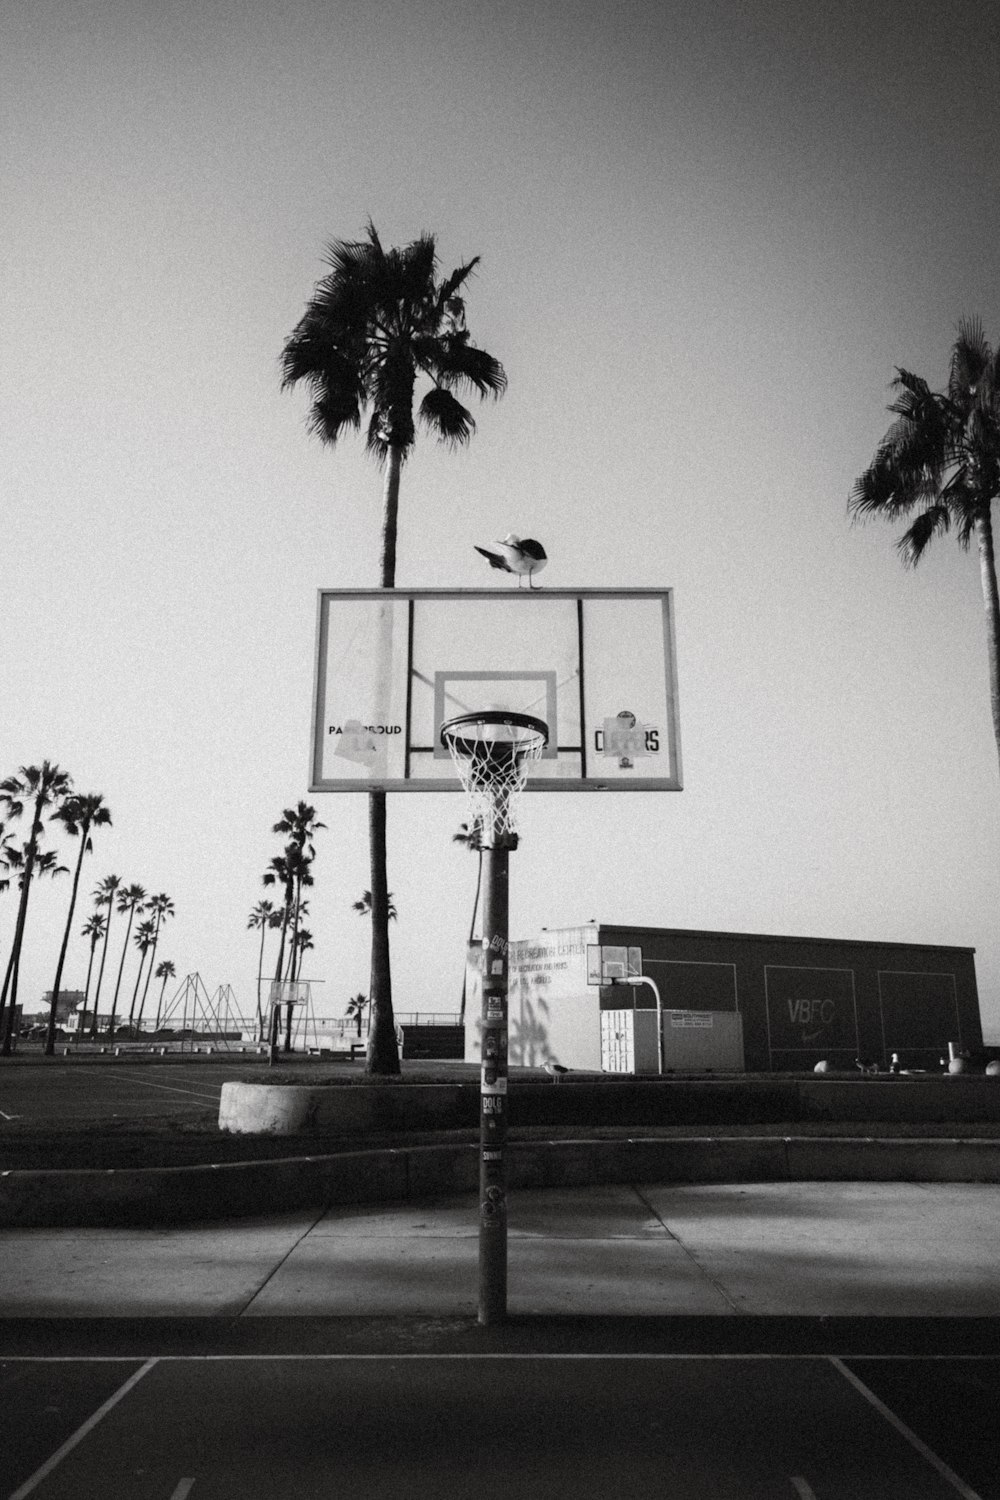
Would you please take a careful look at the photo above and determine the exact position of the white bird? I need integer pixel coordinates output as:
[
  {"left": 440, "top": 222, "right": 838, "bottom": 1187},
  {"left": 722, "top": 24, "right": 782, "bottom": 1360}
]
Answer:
[{"left": 475, "top": 534, "right": 548, "bottom": 588}]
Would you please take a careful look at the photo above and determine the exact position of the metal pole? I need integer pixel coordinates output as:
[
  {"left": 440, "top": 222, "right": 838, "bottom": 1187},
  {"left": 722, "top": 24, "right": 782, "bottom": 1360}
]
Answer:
[{"left": 478, "top": 832, "right": 513, "bottom": 1325}]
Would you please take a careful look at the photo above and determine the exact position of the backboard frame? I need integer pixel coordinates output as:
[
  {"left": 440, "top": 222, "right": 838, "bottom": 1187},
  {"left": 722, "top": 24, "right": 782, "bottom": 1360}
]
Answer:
[{"left": 309, "top": 587, "right": 682, "bottom": 793}]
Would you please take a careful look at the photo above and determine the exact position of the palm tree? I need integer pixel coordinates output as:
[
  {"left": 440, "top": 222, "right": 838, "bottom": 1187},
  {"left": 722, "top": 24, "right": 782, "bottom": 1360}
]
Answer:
[
  {"left": 152, "top": 959, "right": 176, "bottom": 1031},
  {"left": 850, "top": 317, "right": 1000, "bottom": 773},
  {"left": 0, "top": 762, "right": 73, "bottom": 1053},
  {"left": 452, "top": 818, "right": 484, "bottom": 1026},
  {"left": 135, "top": 893, "right": 174, "bottom": 1029},
  {"left": 248, "top": 899, "right": 280, "bottom": 1039},
  {"left": 89, "top": 874, "right": 121, "bottom": 1038},
  {"left": 79, "top": 911, "right": 106, "bottom": 1032},
  {"left": 0, "top": 849, "right": 68, "bottom": 1045},
  {"left": 107, "top": 883, "right": 146, "bottom": 1041},
  {"left": 281, "top": 222, "right": 506, "bottom": 1075},
  {"left": 127, "top": 918, "right": 157, "bottom": 1031},
  {"left": 44, "top": 792, "right": 112, "bottom": 1055},
  {"left": 262, "top": 848, "right": 314, "bottom": 1051},
  {"left": 272, "top": 804, "right": 324, "bottom": 984},
  {"left": 345, "top": 991, "right": 369, "bottom": 1037}
]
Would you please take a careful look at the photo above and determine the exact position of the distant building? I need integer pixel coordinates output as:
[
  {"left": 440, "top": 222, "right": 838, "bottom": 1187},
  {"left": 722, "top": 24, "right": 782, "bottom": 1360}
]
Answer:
[{"left": 38, "top": 990, "right": 86, "bottom": 1023}]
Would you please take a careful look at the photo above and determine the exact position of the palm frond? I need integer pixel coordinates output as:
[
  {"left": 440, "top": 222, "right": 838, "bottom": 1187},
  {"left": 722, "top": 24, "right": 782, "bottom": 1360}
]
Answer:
[
  {"left": 897, "top": 504, "right": 951, "bottom": 566},
  {"left": 420, "top": 331, "right": 507, "bottom": 398},
  {"left": 950, "top": 317, "right": 990, "bottom": 400},
  {"left": 419, "top": 387, "right": 475, "bottom": 446}
]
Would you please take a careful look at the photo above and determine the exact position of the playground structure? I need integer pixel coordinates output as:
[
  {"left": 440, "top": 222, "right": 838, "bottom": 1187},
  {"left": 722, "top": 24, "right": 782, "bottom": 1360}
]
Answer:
[{"left": 149, "top": 973, "right": 256, "bottom": 1052}]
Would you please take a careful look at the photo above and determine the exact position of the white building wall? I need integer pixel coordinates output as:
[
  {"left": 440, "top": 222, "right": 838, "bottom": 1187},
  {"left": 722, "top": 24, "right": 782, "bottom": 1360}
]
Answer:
[{"left": 464, "top": 925, "right": 602, "bottom": 1070}]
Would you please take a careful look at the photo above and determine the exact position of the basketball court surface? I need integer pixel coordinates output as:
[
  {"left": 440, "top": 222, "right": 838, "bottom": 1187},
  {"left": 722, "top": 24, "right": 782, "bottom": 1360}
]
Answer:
[{"left": 3, "top": 1182, "right": 999, "bottom": 1498}]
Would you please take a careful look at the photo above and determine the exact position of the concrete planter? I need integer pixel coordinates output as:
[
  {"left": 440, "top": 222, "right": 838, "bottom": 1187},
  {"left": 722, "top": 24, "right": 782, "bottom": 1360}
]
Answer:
[{"left": 218, "top": 1081, "right": 478, "bottom": 1135}]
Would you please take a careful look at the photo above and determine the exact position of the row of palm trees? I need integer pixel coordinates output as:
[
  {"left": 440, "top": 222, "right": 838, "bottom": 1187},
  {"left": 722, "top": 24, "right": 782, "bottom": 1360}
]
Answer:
[
  {"left": 0, "top": 761, "right": 175, "bottom": 1056},
  {"left": 82, "top": 877, "right": 175, "bottom": 1043},
  {"left": 249, "top": 801, "right": 325, "bottom": 1045}
]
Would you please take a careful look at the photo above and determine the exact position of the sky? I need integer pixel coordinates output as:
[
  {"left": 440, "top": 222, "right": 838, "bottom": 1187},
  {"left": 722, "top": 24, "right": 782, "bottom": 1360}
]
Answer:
[{"left": 3, "top": 0, "right": 1000, "bottom": 1043}]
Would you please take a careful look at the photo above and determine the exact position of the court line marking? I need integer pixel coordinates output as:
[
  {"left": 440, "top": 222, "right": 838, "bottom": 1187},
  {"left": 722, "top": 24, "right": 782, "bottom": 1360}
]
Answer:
[
  {"left": 5, "top": 1352, "right": 1000, "bottom": 1363},
  {"left": 790, "top": 1480, "right": 817, "bottom": 1499},
  {"left": 829, "top": 1357, "right": 983, "bottom": 1500},
  {"left": 110, "top": 1072, "right": 223, "bottom": 1102},
  {"left": 7, "top": 1358, "right": 157, "bottom": 1499},
  {"left": 169, "top": 1480, "right": 196, "bottom": 1499}
]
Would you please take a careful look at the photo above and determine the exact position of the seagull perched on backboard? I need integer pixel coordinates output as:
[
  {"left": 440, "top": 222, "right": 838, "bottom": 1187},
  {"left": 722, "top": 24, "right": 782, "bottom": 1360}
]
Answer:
[{"left": 475, "top": 534, "right": 548, "bottom": 588}]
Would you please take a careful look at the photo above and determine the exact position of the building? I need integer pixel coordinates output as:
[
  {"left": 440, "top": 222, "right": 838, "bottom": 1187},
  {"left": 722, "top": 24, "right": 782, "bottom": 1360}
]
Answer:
[
  {"left": 464, "top": 923, "right": 982, "bottom": 1073},
  {"left": 38, "top": 990, "right": 86, "bottom": 1023}
]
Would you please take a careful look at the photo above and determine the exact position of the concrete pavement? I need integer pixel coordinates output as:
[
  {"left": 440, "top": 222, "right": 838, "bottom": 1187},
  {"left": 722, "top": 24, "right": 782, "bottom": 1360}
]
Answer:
[{"left": 2, "top": 1180, "right": 998, "bottom": 1320}]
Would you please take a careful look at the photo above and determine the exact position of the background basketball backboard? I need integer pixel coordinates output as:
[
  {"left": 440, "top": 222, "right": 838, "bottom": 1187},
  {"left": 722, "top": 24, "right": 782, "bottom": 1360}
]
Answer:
[{"left": 310, "top": 588, "right": 682, "bottom": 792}]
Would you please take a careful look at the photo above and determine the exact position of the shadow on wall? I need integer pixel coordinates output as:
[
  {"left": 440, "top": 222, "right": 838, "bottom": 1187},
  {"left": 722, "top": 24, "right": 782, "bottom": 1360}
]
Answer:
[{"left": 509, "top": 998, "right": 552, "bottom": 1068}]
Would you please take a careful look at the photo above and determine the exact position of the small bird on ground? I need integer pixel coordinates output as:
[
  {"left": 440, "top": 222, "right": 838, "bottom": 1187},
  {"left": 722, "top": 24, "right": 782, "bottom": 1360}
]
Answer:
[
  {"left": 475, "top": 534, "right": 548, "bottom": 587},
  {"left": 544, "top": 1060, "right": 569, "bottom": 1083}
]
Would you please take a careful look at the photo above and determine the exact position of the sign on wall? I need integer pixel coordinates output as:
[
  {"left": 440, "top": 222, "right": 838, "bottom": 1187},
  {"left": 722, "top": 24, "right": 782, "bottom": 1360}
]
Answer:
[{"left": 765, "top": 966, "right": 859, "bottom": 1054}]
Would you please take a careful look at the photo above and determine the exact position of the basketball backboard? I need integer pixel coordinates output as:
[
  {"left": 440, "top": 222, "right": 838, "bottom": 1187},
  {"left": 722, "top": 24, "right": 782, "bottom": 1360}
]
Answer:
[{"left": 309, "top": 588, "right": 682, "bottom": 792}]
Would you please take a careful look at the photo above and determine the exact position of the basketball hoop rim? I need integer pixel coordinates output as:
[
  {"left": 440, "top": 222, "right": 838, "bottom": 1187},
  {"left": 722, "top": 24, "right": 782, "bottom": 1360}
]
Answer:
[{"left": 440, "top": 710, "right": 549, "bottom": 758}]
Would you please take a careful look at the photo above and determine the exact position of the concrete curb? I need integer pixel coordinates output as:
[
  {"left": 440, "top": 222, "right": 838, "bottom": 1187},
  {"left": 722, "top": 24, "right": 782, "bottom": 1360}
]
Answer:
[{"left": 3, "top": 1136, "right": 1000, "bottom": 1228}]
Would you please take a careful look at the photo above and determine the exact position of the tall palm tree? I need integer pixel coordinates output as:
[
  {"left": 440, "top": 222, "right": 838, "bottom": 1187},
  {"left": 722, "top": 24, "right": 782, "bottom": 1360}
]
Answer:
[
  {"left": 281, "top": 222, "right": 506, "bottom": 1075},
  {"left": 44, "top": 792, "right": 112, "bottom": 1055},
  {"left": 89, "top": 874, "right": 121, "bottom": 1039},
  {"left": 850, "top": 317, "right": 1000, "bottom": 773},
  {"left": 107, "top": 883, "right": 146, "bottom": 1041},
  {"left": 452, "top": 818, "right": 484, "bottom": 1026},
  {"left": 128, "top": 918, "right": 157, "bottom": 1031},
  {"left": 79, "top": 910, "right": 106, "bottom": 1031},
  {"left": 135, "top": 893, "right": 174, "bottom": 1029},
  {"left": 247, "top": 899, "right": 280, "bottom": 1039},
  {"left": 152, "top": 958, "right": 176, "bottom": 1031},
  {"left": 0, "top": 761, "right": 73, "bottom": 1053}
]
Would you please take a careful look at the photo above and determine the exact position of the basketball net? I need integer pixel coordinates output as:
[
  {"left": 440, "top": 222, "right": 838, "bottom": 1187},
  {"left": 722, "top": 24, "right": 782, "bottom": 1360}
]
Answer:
[{"left": 442, "top": 716, "right": 546, "bottom": 845}]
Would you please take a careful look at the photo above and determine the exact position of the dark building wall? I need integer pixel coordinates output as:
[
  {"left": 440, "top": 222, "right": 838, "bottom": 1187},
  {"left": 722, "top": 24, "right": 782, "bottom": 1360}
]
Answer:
[{"left": 594, "top": 925, "right": 981, "bottom": 1072}]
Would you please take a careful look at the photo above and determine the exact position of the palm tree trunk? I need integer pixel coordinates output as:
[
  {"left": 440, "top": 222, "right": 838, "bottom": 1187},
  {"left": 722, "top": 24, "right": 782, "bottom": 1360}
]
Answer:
[
  {"left": 108, "top": 907, "right": 136, "bottom": 1041},
  {"left": 1, "top": 837, "right": 37, "bottom": 1055},
  {"left": 0, "top": 943, "right": 17, "bottom": 1051},
  {"left": 975, "top": 507, "right": 1000, "bottom": 777},
  {"left": 366, "top": 444, "right": 403, "bottom": 1076},
  {"left": 366, "top": 790, "right": 399, "bottom": 1074},
  {"left": 459, "top": 850, "right": 484, "bottom": 1027},
  {"left": 255, "top": 923, "right": 267, "bottom": 1040},
  {"left": 90, "top": 904, "right": 114, "bottom": 1039},
  {"left": 45, "top": 831, "right": 89, "bottom": 1055},
  {"left": 82, "top": 938, "right": 98, "bottom": 1028},
  {"left": 127, "top": 947, "right": 148, "bottom": 1031},
  {"left": 154, "top": 972, "right": 170, "bottom": 1032},
  {"left": 137, "top": 910, "right": 163, "bottom": 1030}
]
